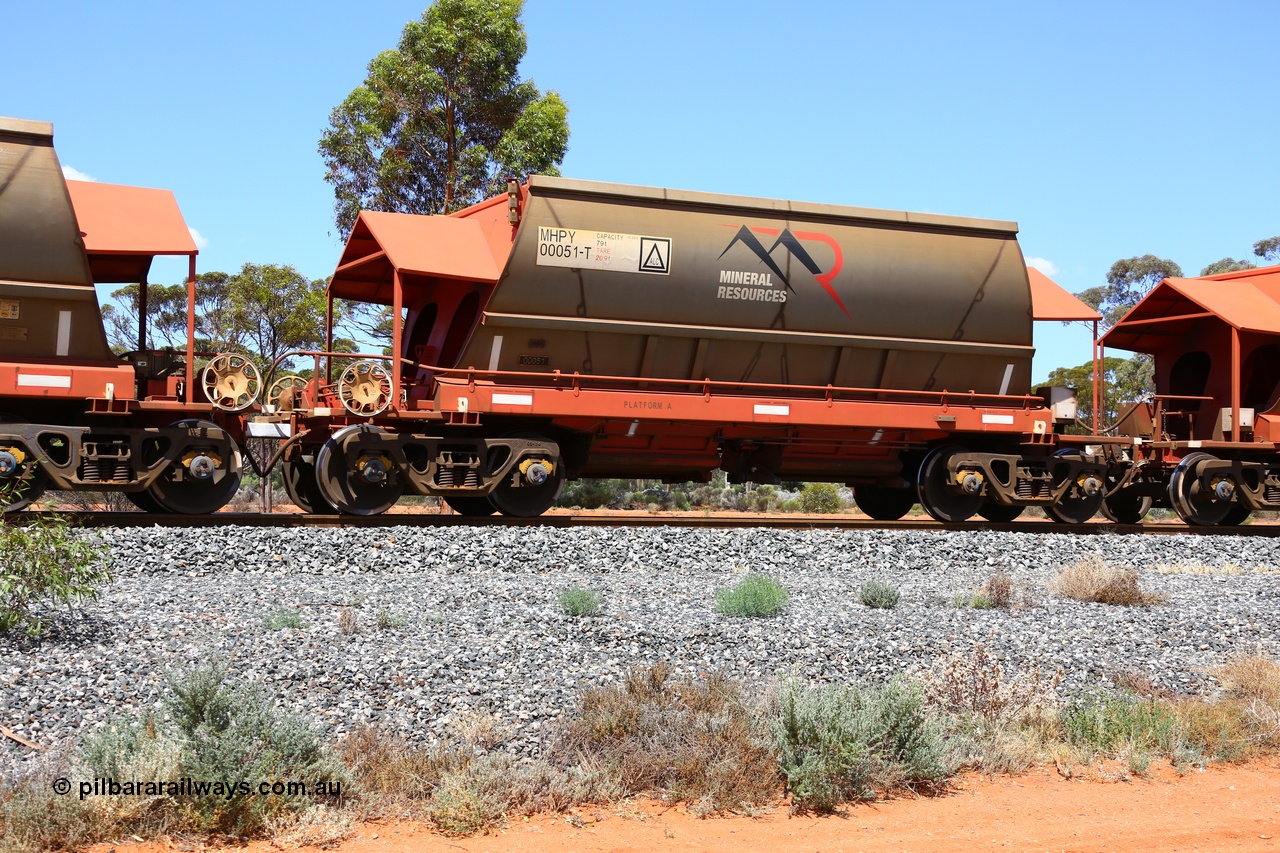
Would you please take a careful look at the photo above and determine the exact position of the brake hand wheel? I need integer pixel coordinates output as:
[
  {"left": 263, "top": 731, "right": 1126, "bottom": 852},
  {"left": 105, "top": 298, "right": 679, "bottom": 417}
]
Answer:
[
  {"left": 266, "top": 374, "right": 308, "bottom": 412},
  {"left": 338, "top": 361, "right": 393, "bottom": 416},
  {"left": 201, "top": 354, "right": 262, "bottom": 412}
]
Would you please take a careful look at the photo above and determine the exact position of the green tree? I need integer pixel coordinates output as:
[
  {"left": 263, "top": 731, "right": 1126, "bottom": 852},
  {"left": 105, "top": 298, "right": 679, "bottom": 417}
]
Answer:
[
  {"left": 1076, "top": 255, "right": 1184, "bottom": 330},
  {"left": 1254, "top": 236, "right": 1280, "bottom": 263},
  {"left": 1066, "top": 255, "right": 1181, "bottom": 415},
  {"left": 222, "top": 264, "right": 328, "bottom": 370},
  {"left": 1200, "top": 257, "right": 1256, "bottom": 276},
  {"left": 319, "top": 0, "right": 570, "bottom": 237},
  {"left": 102, "top": 282, "right": 189, "bottom": 353},
  {"left": 1041, "top": 356, "right": 1153, "bottom": 429},
  {"left": 193, "top": 271, "right": 249, "bottom": 354}
]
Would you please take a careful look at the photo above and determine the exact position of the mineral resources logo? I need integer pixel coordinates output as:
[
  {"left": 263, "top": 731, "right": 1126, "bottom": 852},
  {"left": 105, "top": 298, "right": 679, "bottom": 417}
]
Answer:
[{"left": 716, "top": 225, "right": 849, "bottom": 316}]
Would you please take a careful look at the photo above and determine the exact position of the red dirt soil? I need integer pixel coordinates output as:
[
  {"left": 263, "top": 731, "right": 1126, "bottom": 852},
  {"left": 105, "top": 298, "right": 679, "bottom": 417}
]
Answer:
[{"left": 91, "top": 759, "right": 1280, "bottom": 853}]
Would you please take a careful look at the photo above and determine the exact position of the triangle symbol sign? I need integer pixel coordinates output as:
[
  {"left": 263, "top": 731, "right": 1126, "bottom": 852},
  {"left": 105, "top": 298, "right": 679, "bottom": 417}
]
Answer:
[{"left": 643, "top": 243, "right": 667, "bottom": 271}]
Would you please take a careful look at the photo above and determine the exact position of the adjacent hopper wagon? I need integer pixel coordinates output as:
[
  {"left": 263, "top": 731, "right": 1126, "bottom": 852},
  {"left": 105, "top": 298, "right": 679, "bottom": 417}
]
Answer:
[{"left": 277, "top": 176, "right": 1106, "bottom": 521}]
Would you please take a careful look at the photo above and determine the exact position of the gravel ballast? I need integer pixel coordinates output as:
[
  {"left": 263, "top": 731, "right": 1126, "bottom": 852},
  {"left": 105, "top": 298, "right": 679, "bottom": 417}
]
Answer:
[{"left": 3, "top": 524, "right": 1278, "bottom": 776}]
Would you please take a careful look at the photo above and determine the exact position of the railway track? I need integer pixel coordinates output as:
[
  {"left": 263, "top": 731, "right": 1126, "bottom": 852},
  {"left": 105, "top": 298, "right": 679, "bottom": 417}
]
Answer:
[{"left": 23, "top": 510, "right": 1280, "bottom": 536}]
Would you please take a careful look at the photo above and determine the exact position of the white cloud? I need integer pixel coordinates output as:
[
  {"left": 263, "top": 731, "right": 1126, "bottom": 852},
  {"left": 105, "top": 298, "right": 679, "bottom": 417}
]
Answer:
[
  {"left": 188, "top": 227, "right": 209, "bottom": 250},
  {"left": 1026, "top": 256, "right": 1059, "bottom": 277},
  {"left": 61, "top": 165, "right": 96, "bottom": 182}
]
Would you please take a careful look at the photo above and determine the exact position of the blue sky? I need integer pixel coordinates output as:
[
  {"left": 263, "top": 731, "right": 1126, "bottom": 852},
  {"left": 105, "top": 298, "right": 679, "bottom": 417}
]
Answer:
[{"left": 9, "top": 0, "right": 1277, "bottom": 380}]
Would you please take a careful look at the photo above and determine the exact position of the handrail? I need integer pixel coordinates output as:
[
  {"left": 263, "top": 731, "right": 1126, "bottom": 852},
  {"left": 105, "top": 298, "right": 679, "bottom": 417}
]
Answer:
[
  {"left": 256, "top": 350, "right": 1046, "bottom": 413},
  {"left": 430, "top": 364, "right": 1043, "bottom": 408}
]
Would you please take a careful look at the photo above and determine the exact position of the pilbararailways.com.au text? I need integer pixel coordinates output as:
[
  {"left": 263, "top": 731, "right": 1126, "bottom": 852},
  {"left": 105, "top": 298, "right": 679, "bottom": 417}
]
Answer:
[{"left": 52, "top": 776, "right": 343, "bottom": 801}]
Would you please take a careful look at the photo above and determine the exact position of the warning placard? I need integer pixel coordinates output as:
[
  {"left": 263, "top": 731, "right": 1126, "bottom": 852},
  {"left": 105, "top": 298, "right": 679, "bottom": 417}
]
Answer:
[{"left": 536, "top": 227, "right": 672, "bottom": 275}]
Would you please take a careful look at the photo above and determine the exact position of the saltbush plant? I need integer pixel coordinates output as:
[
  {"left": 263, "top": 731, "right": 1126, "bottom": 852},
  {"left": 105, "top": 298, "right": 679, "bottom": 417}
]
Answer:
[
  {"left": 80, "top": 663, "right": 346, "bottom": 836},
  {"left": 859, "top": 580, "right": 900, "bottom": 609},
  {"left": 558, "top": 586, "right": 601, "bottom": 617},
  {"left": 799, "top": 482, "right": 843, "bottom": 514},
  {"left": 264, "top": 608, "right": 310, "bottom": 630},
  {"left": 772, "top": 677, "right": 951, "bottom": 812},
  {"left": 0, "top": 513, "right": 110, "bottom": 636},
  {"left": 714, "top": 573, "right": 788, "bottom": 617}
]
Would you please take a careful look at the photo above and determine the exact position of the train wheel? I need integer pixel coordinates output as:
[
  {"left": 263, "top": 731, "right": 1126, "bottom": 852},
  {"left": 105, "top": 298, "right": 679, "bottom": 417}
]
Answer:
[
  {"left": 1168, "top": 452, "right": 1234, "bottom": 526},
  {"left": 314, "top": 424, "right": 404, "bottom": 515},
  {"left": 282, "top": 456, "right": 337, "bottom": 514},
  {"left": 1220, "top": 504, "right": 1252, "bottom": 526},
  {"left": 146, "top": 419, "right": 243, "bottom": 514},
  {"left": 125, "top": 490, "right": 168, "bottom": 513},
  {"left": 917, "top": 446, "right": 982, "bottom": 523},
  {"left": 0, "top": 468, "right": 48, "bottom": 513},
  {"left": 1100, "top": 491, "right": 1153, "bottom": 524},
  {"left": 488, "top": 444, "right": 564, "bottom": 518},
  {"left": 853, "top": 485, "right": 916, "bottom": 520},
  {"left": 0, "top": 416, "right": 47, "bottom": 512},
  {"left": 977, "top": 501, "right": 1024, "bottom": 522},
  {"left": 443, "top": 496, "right": 498, "bottom": 517},
  {"left": 1045, "top": 449, "right": 1104, "bottom": 524}
]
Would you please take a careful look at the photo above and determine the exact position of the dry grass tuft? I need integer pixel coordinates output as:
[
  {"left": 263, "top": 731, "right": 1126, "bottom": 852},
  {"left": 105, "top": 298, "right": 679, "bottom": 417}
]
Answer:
[
  {"left": 1214, "top": 656, "right": 1280, "bottom": 706},
  {"left": 450, "top": 709, "right": 509, "bottom": 751},
  {"left": 337, "top": 606, "right": 359, "bottom": 635},
  {"left": 265, "top": 803, "right": 354, "bottom": 848},
  {"left": 1152, "top": 562, "right": 1278, "bottom": 576},
  {"left": 1049, "top": 555, "right": 1166, "bottom": 606},
  {"left": 338, "top": 725, "right": 469, "bottom": 812},
  {"left": 557, "top": 663, "right": 779, "bottom": 814},
  {"left": 1110, "top": 669, "right": 1174, "bottom": 700},
  {"left": 983, "top": 569, "right": 1016, "bottom": 609}
]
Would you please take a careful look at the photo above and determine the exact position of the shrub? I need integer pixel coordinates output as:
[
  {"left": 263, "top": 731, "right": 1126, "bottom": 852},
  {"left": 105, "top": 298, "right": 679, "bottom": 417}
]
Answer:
[
  {"left": 558, "top": 586, "right": 601, "bottom": 617},
  {"left": 953, "top": 591, "right": 993, "bottom": 609},
  {"left": 1058, "top": 691, "right": 1180, "bottom": 762},
  {"left": 0, "top": 756, "right": 110, "bottom": 853},
  {"left": 1050, "top": 555, "right": 1165, "bottom": 606},
  {"left": 338, "top": 725, "right": 469, "bottom": 806},
  {"left": 375, "top": 608, "right": 406, "bottom": 630},
  {"left": 859, "top": 580, "right": 900, "bottom": 609},
  {"left": 983, "top": 568, "right": 1015, "bottom": 609},
  {"left": 555, "top": 478, "right": 629, "bottom": 510},
  {"left": 924, "top": 643, "right": 1059, "bottom": 727},
  {"left": 955, "top": 569, "right": 1019, "bottom": 610},
  {"left": 1210, "top": 655, "right": 1280, "bottom": 749},
  {"left": 743, "top": 484, "right": 779, "bottom": 513},
  {"left": 772, "top": 678, "right": 951, "bottom": 813},
  {"left": 76, "top": 663, "right": 347, "bottom": 837},
  {"left": 427, "top": 763, "right": 510, "bottom": 836},
  {"left": 557, "top": 663, "right": 777, "bottom": 814},
  {"left": 714, "top": 573, "right": 788, "bottom": 617},
  {"left": 0, "top": 514, "right": 110, "bottom": 636},
  {"left": 1214, "top": 655, "right": 1280, "bottom": 707},
  {"left": 799, "top": 482, "right": 843, "bottom": 514},
  {"left": 264, "top": 608, "right": 310, "bottom": 630}
]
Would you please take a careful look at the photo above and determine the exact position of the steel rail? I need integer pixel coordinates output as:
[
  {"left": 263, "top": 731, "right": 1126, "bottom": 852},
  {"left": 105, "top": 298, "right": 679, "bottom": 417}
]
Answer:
[{"left": 24, "top": 511, "right": 1280, "bottom": 537}]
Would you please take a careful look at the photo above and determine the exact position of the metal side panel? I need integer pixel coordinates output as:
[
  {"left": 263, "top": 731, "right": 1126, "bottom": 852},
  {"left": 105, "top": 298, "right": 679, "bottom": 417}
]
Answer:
[{"left": 0, "top": 117, "right": 94, "bottom": 287}]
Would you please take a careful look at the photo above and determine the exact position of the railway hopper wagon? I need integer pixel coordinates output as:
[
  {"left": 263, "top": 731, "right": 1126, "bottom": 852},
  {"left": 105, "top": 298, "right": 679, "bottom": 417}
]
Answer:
[
  {"left": 0, "top": 116, "right": 248, "bottom": 513},
  {"left": 277, "top": 176, "right": 1105, "bottom": 521},
  {"left": 1098, "top": 265, "right": 1280, "bottom": 525}
]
